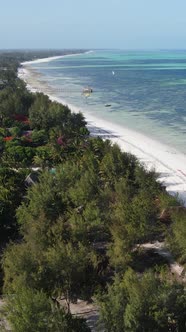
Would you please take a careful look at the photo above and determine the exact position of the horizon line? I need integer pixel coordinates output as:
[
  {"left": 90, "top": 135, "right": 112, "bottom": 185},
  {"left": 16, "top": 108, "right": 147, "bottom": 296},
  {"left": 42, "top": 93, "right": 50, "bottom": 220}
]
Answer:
[{"left": 1, "top": 48, "right": 186, "bottom": 52}]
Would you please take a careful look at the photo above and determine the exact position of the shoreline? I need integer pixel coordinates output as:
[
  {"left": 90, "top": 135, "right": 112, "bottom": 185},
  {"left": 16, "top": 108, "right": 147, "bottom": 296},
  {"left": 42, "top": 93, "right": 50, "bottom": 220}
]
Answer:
[
  {"left": 20, "top": 50, "right": 93, "bottom": 65},
  {"left": 18, "top": 55, "right": 186, "bottom": 206}
]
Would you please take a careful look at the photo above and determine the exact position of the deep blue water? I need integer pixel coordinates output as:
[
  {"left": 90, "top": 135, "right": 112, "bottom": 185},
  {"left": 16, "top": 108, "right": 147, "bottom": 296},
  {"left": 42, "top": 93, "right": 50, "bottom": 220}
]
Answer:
[{"left": 31, "top": 50, "right": 186, "bottom": 153}]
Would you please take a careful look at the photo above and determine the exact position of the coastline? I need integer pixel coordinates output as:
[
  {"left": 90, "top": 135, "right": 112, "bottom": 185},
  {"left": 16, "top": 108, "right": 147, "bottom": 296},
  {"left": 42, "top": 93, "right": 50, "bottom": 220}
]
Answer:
[
  {"left": 21, "top": 50, "right": 93, "bottom": 65},
  {"left": 18, "top": 55, "right": 186, "bottom": 206}
]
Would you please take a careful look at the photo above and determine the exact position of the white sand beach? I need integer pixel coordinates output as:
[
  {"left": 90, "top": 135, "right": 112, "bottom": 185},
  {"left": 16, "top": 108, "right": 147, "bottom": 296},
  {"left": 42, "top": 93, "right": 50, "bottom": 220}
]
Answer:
[
  {"left": 18, "top": 56, "right": 186, "bottom": 206},
  {"left": 21, "top": 51, "right": 93, "bottom": 66}
]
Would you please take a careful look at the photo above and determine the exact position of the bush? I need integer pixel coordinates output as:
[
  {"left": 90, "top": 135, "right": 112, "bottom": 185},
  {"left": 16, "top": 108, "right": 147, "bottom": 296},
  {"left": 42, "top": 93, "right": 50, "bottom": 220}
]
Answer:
[{"left": 3, "top": 287, "right": 90, "bottom": 332}]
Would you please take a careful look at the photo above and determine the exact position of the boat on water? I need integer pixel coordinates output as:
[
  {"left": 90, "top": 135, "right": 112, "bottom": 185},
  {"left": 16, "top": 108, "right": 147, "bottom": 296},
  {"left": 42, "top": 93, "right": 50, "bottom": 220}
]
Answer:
[
  {"left": 82, "top": 87, "right": 93, "bottom": 98},
  {"left": 82, "top": 87, "right": 93, "bottom": 93},
  {"left": 105, "top": 104, "right": 111, "bottom": 107}
]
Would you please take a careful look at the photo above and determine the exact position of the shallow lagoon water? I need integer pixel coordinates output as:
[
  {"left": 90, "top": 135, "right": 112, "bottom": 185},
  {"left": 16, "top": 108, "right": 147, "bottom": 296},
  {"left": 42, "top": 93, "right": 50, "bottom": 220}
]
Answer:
[{"left": 30, "top": 50, "right": 186, "bottom": 154}]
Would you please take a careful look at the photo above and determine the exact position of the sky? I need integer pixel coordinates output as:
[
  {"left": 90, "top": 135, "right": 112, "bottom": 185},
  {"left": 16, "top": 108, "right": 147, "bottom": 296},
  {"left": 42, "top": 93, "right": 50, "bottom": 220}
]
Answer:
[{"left": 1, "top": 0, "right": 186, "bottom": 49}]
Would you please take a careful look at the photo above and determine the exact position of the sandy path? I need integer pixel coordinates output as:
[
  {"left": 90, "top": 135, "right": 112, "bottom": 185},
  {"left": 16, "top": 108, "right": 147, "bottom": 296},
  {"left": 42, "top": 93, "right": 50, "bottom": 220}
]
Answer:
[{"left": 138, "top": 241, "right": 186, "bottom": 281}]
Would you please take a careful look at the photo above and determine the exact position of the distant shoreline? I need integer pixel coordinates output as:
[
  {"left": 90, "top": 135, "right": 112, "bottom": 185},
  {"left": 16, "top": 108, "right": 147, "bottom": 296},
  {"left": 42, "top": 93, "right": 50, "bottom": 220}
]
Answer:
[
  {"left": 20, "top": 50, "right": 93, "bottom": 65},
  {"left": 18, "top": 53, "right": 186, "bottom": 206}
]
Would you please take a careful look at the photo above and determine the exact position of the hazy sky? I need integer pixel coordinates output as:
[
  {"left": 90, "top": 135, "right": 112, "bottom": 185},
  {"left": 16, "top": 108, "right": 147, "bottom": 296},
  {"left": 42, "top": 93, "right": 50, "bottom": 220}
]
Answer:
[{"left": 1, "top": 0, "right": 186, "bottom": 49}]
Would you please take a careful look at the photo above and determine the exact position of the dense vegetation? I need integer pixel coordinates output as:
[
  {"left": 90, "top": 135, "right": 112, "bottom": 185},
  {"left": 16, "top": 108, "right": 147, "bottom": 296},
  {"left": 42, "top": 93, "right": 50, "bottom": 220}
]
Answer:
[{"left": 0, "top": 50, "right": 185, "bottom": 331}]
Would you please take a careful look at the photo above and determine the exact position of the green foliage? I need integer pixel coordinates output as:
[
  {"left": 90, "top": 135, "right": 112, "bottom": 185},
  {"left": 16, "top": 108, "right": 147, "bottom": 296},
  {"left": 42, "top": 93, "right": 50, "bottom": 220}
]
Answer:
[
  {"left": 5, "top": 288, "right": 53, "bottom": 332},
  {"left": 46, "top": 241, "right": 95, "bottom": 303},
  {"left": 3, "top": 143, "right": 163, "bottom": 306},
  {"left": 158, "top": 191, "right": 181, "bottom": 209},
  {"left": 2, "top": 144, "right": 35, "bottom": 167},
  {"left": 29, "top": 93, "right": 50, "bottom": 130},
  {"left": 99, "top": 144, "right": 137, "bottom": 187},
  {"left": 99, "top": 269, "right": 186, "bottom": 332},
  {"left": 1, "top": 51, "right": 184, "bottom": 332},
  {"left": 0, "top": 168, "right": 28, "bottom": 238},
  {"left": 4, "top": 166, "right": 102, "bottom": 298},
  {"left": 98, "top": 273, "right": 128, "bottom": 332},
  {"left": 9, "top": 126, "right": 22, "bottom": 137},
  {"left": 29, "top": 95, "right": 86, "bottom": 137},
  {"left": 167, "top": 211, "right": 186, "bottom": 264},
  {"left": 33, "top": 145, "right": 53, "bottom": 167},
  {"left": 0, "top": 68, "right": 17, "bottom": 88},
  {"left": 3, "top": 287, "right": 90, "bottom": 332},
  {"left": 108, "top": 179, "right": 158, "bottom": 271},
  {"left": 0, "top": 83, "right": 33, "bottom": 126},
  {"left": 2, "top": 242, "right": 42, "bottom": 293},
  {"left": 2, "top": 222, "right": 97, "bottom": 304},
  {"left": 68, "top": 201, "right": 104, "bottom": 243},
  {"left": 31, "top": 129, "right": 48, "bottom": 145}
]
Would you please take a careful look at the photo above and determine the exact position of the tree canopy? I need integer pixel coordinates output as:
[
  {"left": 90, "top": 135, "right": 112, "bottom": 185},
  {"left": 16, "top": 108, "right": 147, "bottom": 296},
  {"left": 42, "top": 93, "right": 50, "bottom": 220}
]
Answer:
[{"left": 0, "top": 50, "right": 185, "bottom": 331}]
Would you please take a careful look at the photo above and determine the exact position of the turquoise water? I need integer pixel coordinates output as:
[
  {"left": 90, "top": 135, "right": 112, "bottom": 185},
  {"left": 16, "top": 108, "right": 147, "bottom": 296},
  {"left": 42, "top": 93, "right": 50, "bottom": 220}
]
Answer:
[{"left": 31, "top": 50, "right": 186, "bottom": 154}]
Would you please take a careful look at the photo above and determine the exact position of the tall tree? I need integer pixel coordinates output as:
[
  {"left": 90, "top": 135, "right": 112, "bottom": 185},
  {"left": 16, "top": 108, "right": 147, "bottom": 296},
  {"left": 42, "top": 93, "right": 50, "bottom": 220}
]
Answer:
[
  {"left": 99, "top": 269, "right": 186, "bottom": 332},
  {"left": 3, "top": 287, "right": 90, "bottom": 332}
]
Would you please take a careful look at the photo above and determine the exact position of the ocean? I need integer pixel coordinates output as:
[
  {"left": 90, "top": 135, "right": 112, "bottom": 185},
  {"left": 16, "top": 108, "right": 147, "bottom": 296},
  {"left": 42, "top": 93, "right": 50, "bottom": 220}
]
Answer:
[{"left": 29, "top": 50, "right": 186, "bottom": 154}]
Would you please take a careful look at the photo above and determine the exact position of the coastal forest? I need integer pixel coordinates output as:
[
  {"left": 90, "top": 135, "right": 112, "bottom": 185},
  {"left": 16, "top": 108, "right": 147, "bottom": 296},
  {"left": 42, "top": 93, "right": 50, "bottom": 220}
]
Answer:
[{"left": 0, "top": 50, "right": 186, "bottom": 331}]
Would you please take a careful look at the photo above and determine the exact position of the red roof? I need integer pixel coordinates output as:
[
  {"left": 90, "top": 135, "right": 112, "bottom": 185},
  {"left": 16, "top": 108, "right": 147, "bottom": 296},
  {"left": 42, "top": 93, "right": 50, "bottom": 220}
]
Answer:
[
  {"left": 13, "top": 114, "right": 29, "bottom": 123},
  {"left": 3, "top": 136, "right": 13, "bottom": 141}
]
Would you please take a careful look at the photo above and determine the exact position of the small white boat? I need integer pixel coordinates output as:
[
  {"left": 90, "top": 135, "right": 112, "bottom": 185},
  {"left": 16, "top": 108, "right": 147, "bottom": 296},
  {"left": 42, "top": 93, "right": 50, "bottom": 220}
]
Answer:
[{"left": 83, "top": 87, "right": 93, "bottom": 94}]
